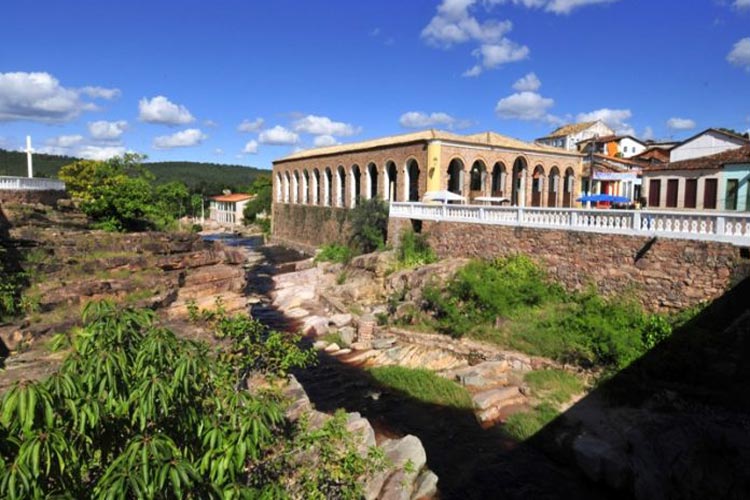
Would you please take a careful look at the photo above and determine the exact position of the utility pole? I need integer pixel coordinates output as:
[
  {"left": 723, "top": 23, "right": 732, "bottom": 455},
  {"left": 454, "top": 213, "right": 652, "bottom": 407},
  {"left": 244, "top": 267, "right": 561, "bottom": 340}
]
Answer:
[{"left": 26, "top": 136, "right": 34, "bottom": 178}]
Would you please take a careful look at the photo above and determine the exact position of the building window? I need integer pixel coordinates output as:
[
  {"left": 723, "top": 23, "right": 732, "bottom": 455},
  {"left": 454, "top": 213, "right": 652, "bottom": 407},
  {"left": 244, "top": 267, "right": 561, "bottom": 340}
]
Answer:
[
  {"left": 725, "top": 179, "right": 739, "bottom": 211},
  {"left": 684, "top": 179, "right": 698, "bottom": 208},
  {"left": 666, "top": 179, "right": 679, "bottom": 208},
  {"left": 703, "top": 178, "right": 718, "bottom": 209},
  {"left": 648, "top": 179, "right": 661, "bottom": 207}
]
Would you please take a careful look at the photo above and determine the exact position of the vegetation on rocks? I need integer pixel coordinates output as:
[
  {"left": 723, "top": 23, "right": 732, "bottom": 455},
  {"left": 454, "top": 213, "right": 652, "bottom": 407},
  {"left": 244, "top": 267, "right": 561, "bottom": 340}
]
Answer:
[
  {"left": 367, "top": 366, "right": 473, "bottom": 410},
  {"left": 0, "top": 301, "right": 381, "bottom": 498},
  {"left": 242, "top": 175, "right": 272, "bottom": 228},
  {"left": 418, "top": 255, "right": 686, "bottom": 370},
  {"left": 58, "top": 154, "right": 195, "bottom": 231},
  {"left": 396, "top": 229, "right": 437, "bottom": 269},
  {"left": 348, "top": 198, "right": 389, "bottom": 254},
  {"left": 315, "top": 244, "right": 354, "bottom": 264}
]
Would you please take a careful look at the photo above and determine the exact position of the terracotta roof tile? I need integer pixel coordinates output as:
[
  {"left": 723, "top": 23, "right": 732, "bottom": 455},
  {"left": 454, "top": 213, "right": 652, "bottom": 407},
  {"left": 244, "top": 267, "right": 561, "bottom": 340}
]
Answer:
[
  {"left": 211, "top": 193, "right": 253, "bottom": 202},
  {"left": 643, "top": 145, "right": 750, "bottom": 172}
]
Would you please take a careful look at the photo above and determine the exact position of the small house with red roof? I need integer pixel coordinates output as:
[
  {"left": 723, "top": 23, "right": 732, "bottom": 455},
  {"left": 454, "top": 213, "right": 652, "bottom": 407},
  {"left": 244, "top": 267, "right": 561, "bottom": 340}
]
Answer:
[{"left": 209, "top": 192, "right": 254, "bottom": 225}]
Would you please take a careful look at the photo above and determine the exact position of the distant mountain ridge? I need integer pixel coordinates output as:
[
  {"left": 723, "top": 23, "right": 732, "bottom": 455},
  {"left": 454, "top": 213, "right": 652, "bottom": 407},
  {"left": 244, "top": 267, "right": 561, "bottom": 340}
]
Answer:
[{"left": 0, "top": 149, "right": 268, "bottom": 195}]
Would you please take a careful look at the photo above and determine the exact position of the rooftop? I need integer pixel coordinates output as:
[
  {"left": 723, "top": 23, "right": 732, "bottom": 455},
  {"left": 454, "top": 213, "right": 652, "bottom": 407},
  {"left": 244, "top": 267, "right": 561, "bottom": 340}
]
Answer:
[
  {"left": 274, "top": 129, "right": 581, "bottom": 163},
  {"left": 211, "top": 193, "right": 253, "bottom": 202},
  {"left": 644, "top": 145, "right": 750, "bottom": 172},
  {"left": 537, "top": 121, "right": 600, "bottom": 139}
]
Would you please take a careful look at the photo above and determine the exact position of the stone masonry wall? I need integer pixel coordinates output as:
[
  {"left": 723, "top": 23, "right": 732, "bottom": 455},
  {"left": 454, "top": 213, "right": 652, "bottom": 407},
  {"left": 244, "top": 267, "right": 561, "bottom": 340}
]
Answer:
[
  {"left": 271, "top": 203, "right": 351, "bottom": 254},
  {"left": 0, "top": 189, "right": 67, "bottom": 206},
  {"left": 388, "top": 217, "right": 749, "bottom": 312}
]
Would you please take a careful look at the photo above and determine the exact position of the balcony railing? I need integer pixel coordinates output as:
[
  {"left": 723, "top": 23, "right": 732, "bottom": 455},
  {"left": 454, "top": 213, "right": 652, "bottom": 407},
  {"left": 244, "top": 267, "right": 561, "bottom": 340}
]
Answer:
[
  {"left": 0, "top": 176, "right": 66, "bottom": 191},
  {"left": 390, "top": 202, "right": 750, "bottom": 246}
]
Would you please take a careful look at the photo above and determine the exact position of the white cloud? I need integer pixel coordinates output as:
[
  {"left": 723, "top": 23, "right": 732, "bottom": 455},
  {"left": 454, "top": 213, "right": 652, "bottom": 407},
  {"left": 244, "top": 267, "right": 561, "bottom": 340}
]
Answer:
[
  {"left": 474, "top": 40, "right": 529, "bottom": 68},
  {"left": 576, "top": 108, "right": 634, "bottom": 135},
  {"left": 138, "top": 96, "right": 195, "bottom": 125},
  {"left": 204, "top": 119, "right": 218, "bottom": 127},
  {"left": 421, "top": 0, "right": 527, "bottom": 74},
  {"left": 733, "top": 0, "right": 750, "bottom": 9},
  {"left": 46, "top": 134, "right": 84, "bottom": 148},
  {"left": 78, "top": 145, "right": 126, "bottom": 161},
  {"left": 488, "top": 0, "right": 617, "bottom": 14},
  {"left": 666, "top": 117, "right": 696, "bottom": 131},
  {"left": 88, "top": 120, "right": 128, "bottom": 140},
  {"left": 313, "top": 135, "right": 338, "bottom": 147},
  {"left": 153, "top": 128, "right": 206, "bottom": 149},
  {"left": 242, "top": 140, "right": 259, "bottom": 154},
  {"left": 292, "top": 115, "right": 360, "bottom": 136},
  {"left": 399, "top": 111, "right": 458, "bottom": 128},
  {"left": 0, "top": 71, "right": 101, "bottom": 122},
  {"left": 642, "top": 126, "right": 654, "bottom": 141},
  {"left": 727, "top": 37, "right": 750, "bottom": 71},
  {"left": 495, "top": 91, "right": 555, "bottom": 121},
  {"left": 237, "top": 117, "right": 264, "bottom": 132},
  {"left": 79, "top": 86, "right": 121, "bottom": 100},
  {"left": 258, "top": 125, "right": 299, "bottom": 145},
  {"left": 512, "top": 72, "right": 541, "bottom": 92},
  {"left": 462, "top": 65, "right": 483, "bottom": 77},
  {"left": 214, "top": 148, "right": 224, "bottom": 155}
]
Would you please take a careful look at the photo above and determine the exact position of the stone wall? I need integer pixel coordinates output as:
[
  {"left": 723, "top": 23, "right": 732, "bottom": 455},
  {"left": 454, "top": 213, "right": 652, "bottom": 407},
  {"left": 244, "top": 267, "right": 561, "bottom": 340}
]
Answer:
[
  {"left": 388, "top": 217, "right": 749, "bottom": 312},
  {"left": 271, "top": 203, "right": 351, "bottom": 253},
  {"left": 0, "top": 189, "right": 67, "bottom": 206}
]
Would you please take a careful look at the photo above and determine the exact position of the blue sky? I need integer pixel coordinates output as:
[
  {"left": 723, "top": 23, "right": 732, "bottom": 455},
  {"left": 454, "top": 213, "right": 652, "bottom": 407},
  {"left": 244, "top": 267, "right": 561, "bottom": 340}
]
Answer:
[{"left": 1, "top": 0, "right": 749, "bottom": 170}]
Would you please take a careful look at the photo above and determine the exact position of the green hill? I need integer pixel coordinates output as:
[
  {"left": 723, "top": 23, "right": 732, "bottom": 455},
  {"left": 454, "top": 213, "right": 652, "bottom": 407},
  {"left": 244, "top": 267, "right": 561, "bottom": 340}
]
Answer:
[{"left": 0, "top": 149, "right": 268, "bottom": 195}]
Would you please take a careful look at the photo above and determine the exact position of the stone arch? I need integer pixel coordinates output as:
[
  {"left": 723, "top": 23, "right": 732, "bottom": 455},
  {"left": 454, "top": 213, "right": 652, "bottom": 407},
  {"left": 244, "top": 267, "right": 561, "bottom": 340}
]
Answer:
[
  {"left": 302, "top": 169, "right": 309, "bottom": 205},
  {"left": 406, "top": 158, "right": 420, "bottom": 202},
  {"left": 283, "top": 171, "right": 291, "bottom": 203},
  {"left": 312, "top": 168, "right": 320, "bottom": 205},
  {"left": 447, "top": 157, "right": 465, "bottom": 197},
  {"left": 324, "top": 167, "right": 333, "bottom": 206},
  {"left": 511, "top": 156, "right": 528, "bottom": 206},
  {"left": 275, "top": 172, "right": 283, "bottom": 202},
  {"left": 531, "top": 165, "right": 545, "bottom": 207},
  {"left": 367, "top": 162, "right": 378, "bottom": 200},
  {"left": 469, "top": 159, "right": 488, "bottom": 199},
  {"left": 292, "top": 170, "right": 300, "bottom": 204},
  {"left": 336, "top": 165, "right": 346, "bottom": 207},
  {"left": 547, "top": 166, "right": 560, "bottom": 207},
  {"left": 351, "top": 164, "right": 361, "bottom": 207},
  {"left": 491, "top": 161, "right": 507, "bottom": 197},
  {"left": 563, "top": 167, "right": 575, "bottom": 207},
  {"left": 385, "top": 160, "right": 398, "bottom": 201}
]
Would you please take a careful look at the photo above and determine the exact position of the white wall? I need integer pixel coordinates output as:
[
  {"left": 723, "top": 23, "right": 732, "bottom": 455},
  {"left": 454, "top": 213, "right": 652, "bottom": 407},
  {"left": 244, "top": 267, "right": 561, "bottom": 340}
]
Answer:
[
  {"left": 670, "top": 131, "right": 746, "bottom": 162},
  {"left": 619, "top": 137, "right": 646, "bottom": 158}
]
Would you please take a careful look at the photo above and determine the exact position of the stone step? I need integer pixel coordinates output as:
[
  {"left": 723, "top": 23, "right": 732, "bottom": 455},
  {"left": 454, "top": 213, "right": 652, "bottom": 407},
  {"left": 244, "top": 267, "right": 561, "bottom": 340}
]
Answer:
[
  {"left": 475, "top": 397, "right": 528, "bottom": 427},
  {"left": 472, "top": 386, "right": 523, "bottom": 411}
]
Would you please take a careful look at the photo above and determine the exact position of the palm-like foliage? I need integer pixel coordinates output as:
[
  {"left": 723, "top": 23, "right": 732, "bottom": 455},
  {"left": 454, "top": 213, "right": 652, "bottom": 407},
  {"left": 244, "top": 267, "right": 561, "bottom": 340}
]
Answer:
[{"left": 0, "top": 301, "right": 377, "bottom": 498}]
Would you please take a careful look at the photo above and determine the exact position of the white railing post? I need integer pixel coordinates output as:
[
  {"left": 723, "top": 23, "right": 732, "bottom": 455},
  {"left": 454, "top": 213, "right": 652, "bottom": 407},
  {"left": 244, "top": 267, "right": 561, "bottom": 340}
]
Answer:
[
  {"left": 632, "top": 211, "right": 641, "bottom": 234},
  {"left": 441, "top": 204, "right": 447, "bottom": 221},
  {"left": 516, "top": 207, "right": 523, "bottom": 224},
  {"left": 716, "top": 216, "right": 725, "bottom": 237}
]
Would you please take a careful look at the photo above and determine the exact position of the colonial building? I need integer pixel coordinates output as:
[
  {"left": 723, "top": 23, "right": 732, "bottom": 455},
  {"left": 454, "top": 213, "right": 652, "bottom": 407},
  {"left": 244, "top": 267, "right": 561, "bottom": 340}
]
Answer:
[
  {"left": 271, "top": 129, "right": 584, "bottom": 211},
  {"left": 577, "top": 135, "right": 647, "bottom": 158},
  {"left": 642, "top": 145, "right": 750, "bottom": 211},
  {"left": 585, "top": 154, "right": 644, "bottom": 203},
  {"left": 535, "top": 120, "right": 614, "bottom": 152},
  {"left": 209, "top": 193, "right": 253, "bottom": 225},
  {"left": 669, "top": 128, "right": 749, "bottom": 162}
]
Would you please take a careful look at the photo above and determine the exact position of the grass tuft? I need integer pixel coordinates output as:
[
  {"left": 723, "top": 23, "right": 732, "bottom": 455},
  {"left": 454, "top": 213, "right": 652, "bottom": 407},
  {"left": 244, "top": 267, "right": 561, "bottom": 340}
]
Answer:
[{"left": 367, "top": 366, "right": 473, "bottom": 410}]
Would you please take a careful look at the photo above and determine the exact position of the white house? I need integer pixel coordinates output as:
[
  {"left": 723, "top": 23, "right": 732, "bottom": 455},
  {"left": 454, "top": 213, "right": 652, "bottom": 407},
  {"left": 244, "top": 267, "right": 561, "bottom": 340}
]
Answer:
[
  {"left": 669, "top": 128, "right": 749, "bottom": 162},
  {"left": 578, "top": 135, "right": 647, "bottom": 158},
  {"left": 535, "top": 120, "right": 614, "bottom": 151},
  {"left": 209, "top": 193, "right": 253, "bottom": 225}
]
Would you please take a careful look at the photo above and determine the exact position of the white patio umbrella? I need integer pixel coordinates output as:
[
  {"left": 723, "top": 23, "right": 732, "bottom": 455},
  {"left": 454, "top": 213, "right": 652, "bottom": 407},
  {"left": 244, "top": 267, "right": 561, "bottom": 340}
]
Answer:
[{"left": 422, "top": 190, "right": 466, "bottom": 204}]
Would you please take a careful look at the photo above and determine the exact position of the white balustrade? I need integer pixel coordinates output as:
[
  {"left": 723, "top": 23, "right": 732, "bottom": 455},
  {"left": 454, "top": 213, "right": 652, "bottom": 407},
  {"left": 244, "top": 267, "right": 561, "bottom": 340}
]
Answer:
[
  {"left": 389, "top": 202, "right": 750, "bottom": 246},
  {"left": 0, "top": 176, "right": 66, "bottom": 191}
]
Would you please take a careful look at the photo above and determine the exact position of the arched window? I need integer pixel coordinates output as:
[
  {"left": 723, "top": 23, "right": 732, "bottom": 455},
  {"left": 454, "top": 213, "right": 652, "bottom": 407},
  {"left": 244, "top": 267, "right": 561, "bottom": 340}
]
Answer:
[
  {"left": 336, "top": 165, "right": 346, "bottom": 207},
  {"left": 469, "top": 160, "right": 487, "bottom": 198},
  {"left": 367, "top": 162, "right": 378, "bottom": 200},
  {"left": 447, "top": 159, "right": 464, "bottom": 196},
  {"left": 351, "top": 164, "right": 361, "bottom": 207},
  {"left": 491, "top": 162, "right": 506, "bottom": 197},
  {"left": 563, "top": 167, "right": 575, "bottom": 207},
  {"left": 511, "top": 157, "right": 527, "bottom": 206},
  {"left": 324, "top": 167, "right": 332, "bottom": 206},
  {"left": 275, "top": 172, "right": 283, "bottom": 202},
  {"left": 312, "top": 169, "right": 320, "bottom": 205},
  {"left": 292, "top": 171, "right": 300, "bottom": 204},
  {"left": 385, "top": 161, "right": 397, "bottom": 201},
  {"left": 548, "top": 167, "right": 560, "bottom": 207},
  {"left": 406, "top": 159, "right": 420, "bottom": 201},
  {"left": 531, "top": 165, "right": 545, "bottom": 207},
  {"left": 283, "top": 172, "right": 291, "bottom": 203},
  {"left": 302, "top": 170, "right": 310, "bottom": 204}
]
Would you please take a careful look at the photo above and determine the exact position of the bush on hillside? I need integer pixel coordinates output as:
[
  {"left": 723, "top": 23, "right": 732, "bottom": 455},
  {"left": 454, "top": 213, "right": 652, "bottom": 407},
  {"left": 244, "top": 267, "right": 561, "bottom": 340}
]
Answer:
[{"left": 349, "top": 198, "right": 389, "bottom": 253}]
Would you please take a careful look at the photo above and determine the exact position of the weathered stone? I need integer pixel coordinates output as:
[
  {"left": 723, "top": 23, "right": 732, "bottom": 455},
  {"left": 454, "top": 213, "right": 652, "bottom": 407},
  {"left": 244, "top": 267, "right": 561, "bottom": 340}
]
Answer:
[
  {"left": 300, "top": 316, "right": 329, "bottom": 336},
  {"left": 312, "top": 340, "right": 329, "bottom": 350},
  {"left": 372, "top": 337, "right": 397, "bottom": 350},
  {"left": 472, "top": 386, "right": 522, "bottom": 411},
  {"left": 412, "top": 470, "right": 439, "bottom": 499},
  {"left": 323, "top": 342, "right": 340, "bottom": 353},
  {"left": 330, "top": 313, "right": 353, "bottom": 327},
  {"left": 339, "top": 326, "right": 356, "bottom": 347}
]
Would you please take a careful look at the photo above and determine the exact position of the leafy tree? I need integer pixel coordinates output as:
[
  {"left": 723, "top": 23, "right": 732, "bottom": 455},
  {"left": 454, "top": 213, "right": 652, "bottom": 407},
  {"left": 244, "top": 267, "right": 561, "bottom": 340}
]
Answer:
[
  {"left": 348, "top": 197, "right": 389, "bottom": 253},
  {"left": 243, "top": 175, "right": 272, "bottom": 225},
  {"left": 0, "top": 301, "right": 381, "bottom": 498}
]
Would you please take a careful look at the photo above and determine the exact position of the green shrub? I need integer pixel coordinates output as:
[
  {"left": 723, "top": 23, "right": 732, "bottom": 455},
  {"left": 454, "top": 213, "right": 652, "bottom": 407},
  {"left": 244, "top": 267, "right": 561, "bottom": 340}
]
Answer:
[
  {"left": 397, "top": 229, "right": 437, "bottom": 268},
  {"left": 315, "top": 243, "right": 354, "bottom": 264},
  {"left": 503, "top": 402, "right": 559, "bottom": 441},
  {"left": 349, "top": 198, "right": 389, "bottom": 253},
  {"left": 0, "top": 301, "right": 377, "bottom": 498},
  {"left": 368, "top": 366, "right": 473, "bottom": 410}
]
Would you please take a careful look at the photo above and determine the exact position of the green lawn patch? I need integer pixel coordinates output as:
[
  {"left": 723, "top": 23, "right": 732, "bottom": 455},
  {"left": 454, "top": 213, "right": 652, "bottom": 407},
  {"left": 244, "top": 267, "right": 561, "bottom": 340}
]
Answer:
[
  {"left": 524, "top": 369, "right": 584, "bottom": 404},
  {"left": 367, "top": 366, "right": 473, "bottom": 410},
  {"left": 503, "top": 402, "right": 559, "bottom": 441}
]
